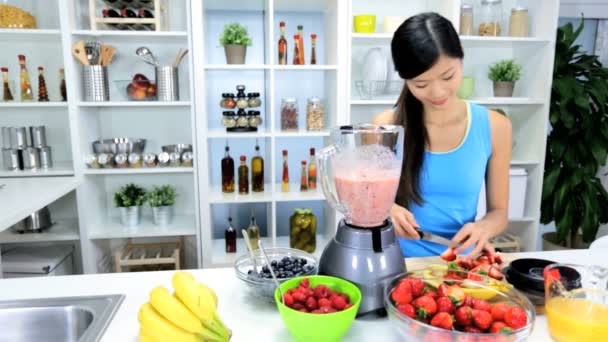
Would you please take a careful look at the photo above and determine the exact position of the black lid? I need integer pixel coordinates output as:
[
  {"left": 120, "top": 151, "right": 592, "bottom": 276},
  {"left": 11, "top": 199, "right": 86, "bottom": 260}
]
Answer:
[
  {"left": 253, "top": 111, "right": 261, "bottom": 115},
  {"left": 237, "top": 108, "right": 247, "bottom": 116},
  {"left": 247, "top": 92, "right": 254, "bottom": 97},
  {"left": 226, "top": 93, "right": 235, "bottom": 97},
  {"left": 247, "top": 110, "right": 255, "bottom": 115},
  {"left": 221, "top": 93, "right": 228, "bottom": 97},
  {"left": 223, "top": 111, "right": 235, "bottom": 116}
]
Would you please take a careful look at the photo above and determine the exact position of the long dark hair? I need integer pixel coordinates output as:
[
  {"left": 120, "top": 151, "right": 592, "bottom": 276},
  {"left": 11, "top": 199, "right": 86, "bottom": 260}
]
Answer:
[{"left": 391, "top": 12, "right": 463, "bottom": 207}]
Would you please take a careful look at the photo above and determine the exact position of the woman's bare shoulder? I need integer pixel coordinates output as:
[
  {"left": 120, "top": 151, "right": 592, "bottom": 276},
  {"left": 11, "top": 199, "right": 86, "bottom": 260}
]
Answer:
[{"left": 372, "top": 108, "right": 396, "bottom": 125}]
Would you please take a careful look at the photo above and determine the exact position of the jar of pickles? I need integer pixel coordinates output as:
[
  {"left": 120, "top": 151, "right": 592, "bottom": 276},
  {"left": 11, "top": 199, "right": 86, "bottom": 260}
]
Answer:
[
  {"left": 289, "top": 208, "right": 317, "bottom": 253},
  {"left": 479, "top": 0, "right": 503, "bottom": 36},
  {"left": 221, "top": 111, "right": 237, "bottom": 128}
]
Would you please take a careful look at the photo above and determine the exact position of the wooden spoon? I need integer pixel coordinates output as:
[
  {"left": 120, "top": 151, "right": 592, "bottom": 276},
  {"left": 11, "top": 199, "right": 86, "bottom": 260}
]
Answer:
[
  {"left": 100, "top": 45, "right": 117, "bottom": 66},
  {"left": 71, "top": 41, "right": 89, "bottom": 66}
]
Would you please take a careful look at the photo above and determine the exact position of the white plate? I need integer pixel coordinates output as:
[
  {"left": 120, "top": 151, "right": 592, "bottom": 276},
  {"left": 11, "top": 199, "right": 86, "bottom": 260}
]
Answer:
[{"left": 362, "top": 47, "right": 387, "bottom": 82}]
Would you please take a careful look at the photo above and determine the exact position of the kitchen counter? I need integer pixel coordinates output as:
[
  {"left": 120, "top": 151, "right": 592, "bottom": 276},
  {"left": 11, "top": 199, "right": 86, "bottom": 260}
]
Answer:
[
  {"left": 0, "top": 176, "right": 80, "bottom": 231},
  {"left": 0, "top": 249, "right": 605, "bottom": 341}
]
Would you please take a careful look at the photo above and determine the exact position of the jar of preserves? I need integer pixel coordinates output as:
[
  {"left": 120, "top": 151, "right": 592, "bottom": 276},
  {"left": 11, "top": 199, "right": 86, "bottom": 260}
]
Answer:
[
  {"left": 509, "top": 6, "right": 529, "bottom": 37},
  {"left": 290, "top": 208, "right": 316, "bottom": 253},
  {"left": 249, "top": 110, "right": 262, "bottom": 128},
  {"left": 128, "top": 153, "right": 142, "bottom": 168},
  {"left": 479, "top": 0, "right": 503, "bottom": 36},
  {"left": 460, "top": 3, "right": 474, "bottom": 36},
  {"left": 221, "top": 111, "right": 237, "bottom": 128},
  {"left": 281, "top": 98, "right": 298, "bottom": 131},
  {"left": 248, "top": 92, "right": 262, "bottom": 107},
  {"left": 236, "top": 109, "right": 249, "bottom": 128},
  {"left": 181, "top": 152, "right": 194, "bottom": 167},
  {"left": 306, "top": 97, "right": 324, "bottom": 131}
]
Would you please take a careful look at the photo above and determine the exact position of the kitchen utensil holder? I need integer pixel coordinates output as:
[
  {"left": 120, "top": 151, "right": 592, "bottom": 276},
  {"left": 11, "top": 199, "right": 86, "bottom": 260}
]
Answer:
[
  {"left": 22, "top": 147, "right": 40, "bottom": 170},
  {"left": 30, "top": 126, "right": 46, "bottom": 148},
  {"left": 83, "top": 65, "right": 109, "bottom": 102},
  {"left": 2, "top": 148, "right": 19, "bottom": 171},
  {"left": 155, "top": 66, "right": 179, "bottom": 101},
  {"left": 39, "top": 146, "right": 53, "bottom": 169}
]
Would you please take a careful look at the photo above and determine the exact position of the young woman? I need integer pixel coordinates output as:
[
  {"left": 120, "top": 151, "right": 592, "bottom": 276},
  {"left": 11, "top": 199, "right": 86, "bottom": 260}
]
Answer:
[{"left": 373, "top": 13, "right": 512, "bottom": 258}]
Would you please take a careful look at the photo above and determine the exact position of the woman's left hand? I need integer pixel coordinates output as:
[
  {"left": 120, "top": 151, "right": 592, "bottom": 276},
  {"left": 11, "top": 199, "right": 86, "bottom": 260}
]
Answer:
[{"left": 452, "top": 222, "right": 495, "bottom": 257}]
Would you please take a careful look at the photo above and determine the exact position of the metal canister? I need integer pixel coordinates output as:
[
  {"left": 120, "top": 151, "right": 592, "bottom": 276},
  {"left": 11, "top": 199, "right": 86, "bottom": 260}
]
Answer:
[
  {"left": 22, "top": 147, "right": 40, "bottom": 170},
  {"left": 169, "top": 152, "right": 181, "bottom": 166},
  {"left": 83, "top": 65, "right": 110, "bottom": 102},
  {"left": 155, "top": 66, "right": 179, "bottom": 101},
  {"left": 143, "top": 153, "right": 157, "bottom": 167},
  {"left": 2, "top": 148, "right": 20, "bottom": 171},
  {"left": 10, "top": 127, "right": 28, "bottom": 149},
  {"left": 39, "top": 146, "right": 53, "bottom": 169},
  {"left": 30, "top": 126, "right": 47, "bottom": 148},
  {"left": 1, "top": 127, "right": 11, "bottom": 149},
  {"left": 157, "top": 152, "right": 170, "bottom": 167}
]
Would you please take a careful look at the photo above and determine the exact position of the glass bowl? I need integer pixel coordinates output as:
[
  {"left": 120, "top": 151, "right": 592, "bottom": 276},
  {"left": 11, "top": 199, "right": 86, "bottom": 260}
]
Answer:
[
  {"left": 234, "top": 247, "right": 318, "bottom": 302},
  {"left": 385, "top": 270, "right": 535, "bottom": 342},
  {"left": 114, "top": 80, "right": 157, "bottom": 101}
]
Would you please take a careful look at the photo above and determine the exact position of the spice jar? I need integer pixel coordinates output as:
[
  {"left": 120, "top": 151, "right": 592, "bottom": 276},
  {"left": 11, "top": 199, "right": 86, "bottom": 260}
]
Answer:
[
  {"left": 281, "top": 98, "right": 298, "bottom": 130},
  {"left": 98, "top": 153, "right": 114, "bottom": 168},
  {"left": 221, "top": 111, "right": 237, "bottom": 128},
  {"left": 219, "top": 93, "right": 230, "bottom": 108},
  {"left": 249, "top": 110, "right": 262, "bottom": 128},
  {"left": 169, "top": 152, "right": 181, "bottom": 166},
  {"left": 248, "top": 92, "right": 261, "bottom": 107},
  {"left": 143, "top": 153, "right": 157, "bottom": 167},
  {"left": 306, "top": 97, "right": 324, "bottom": 131},
  {"left": 235, "top": 85, "right": 248, "bottom": 109},
  {"left": 225, "top": 93, "right": 236, "bottom": 109},
  {"left": 509, "top": 6, "right": 529, "bottom": 37},
  {"left": 158, "top": 152, "right": 170, "bottom": 167},
  {"left": 460, "top": 3, "right": 474, "bottom": 36},
  {"left": 115, "top": 153, "right": 129, "bottom": 168},
  {"left": 290, "top": 208, "right": 317, "bottom": 253},
  {"left": 181, "top": 152, "right": 194, "bottom": 167},
  {"left": 85, "top": 154, "right": 100, "bottom": 168},
  {"left": 128, "top": 153, "right": 142, "bottom": 168},
  {"left": 479, "top": 0, "right": 503, "bottom": 36},
  {"left": 236, "top": 109, "right": 249, "bottom": 128}
]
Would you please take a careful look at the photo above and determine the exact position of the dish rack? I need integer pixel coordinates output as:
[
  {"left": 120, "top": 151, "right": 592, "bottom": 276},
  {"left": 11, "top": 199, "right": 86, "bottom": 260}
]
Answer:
[
  {"left": 490, "top": 233, "right": 521, "bottom": 253},
  {"left": 88, "top": 0, "right": 168, "bottom": 32},
  {"left": 114, "top": 238, "right": 182, "bottom": 272},
  {"left": 354, "top": 80, "right": 403, "bottom": 100}
]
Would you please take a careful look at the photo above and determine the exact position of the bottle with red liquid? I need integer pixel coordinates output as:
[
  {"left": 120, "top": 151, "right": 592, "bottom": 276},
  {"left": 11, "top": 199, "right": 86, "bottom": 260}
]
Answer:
[
  {"left": 300, "top": 160, "right": 308, "bottom": 191},
  {"left": 138, "top": 9, "right": 155, "bottom": 31},
  {"left": 310, "top": 34, "right": 317, "bottom": 65},
  {"left": 308, "top": 148, "right": 317, "bottom": 190},
  {"left": 297, "top": 25, "right": 305, "bottom": 64},
  {"left": 221, "top": 144, "right": 235, "bottom": 193},
  {"left": 281, "top": 150, "right": 290, "bottom": 192},
  {"left": 292, "top": 35, "right": 301, "bottom": 65},
  {"left": 278, "top": 21, "right": 288, "bottom": 65},
  {"left": 225, "top": 217, "right": 236, "bottom": 253},
  {"left": 59, "top": 68, "right": 67, "bottom": 102},
  {"left": 102, "top": 9, "right": 127, "bottom": 30},
  {"left": 121, "top": 8, "right": 143, "bottom": 30},
  {"left": 37, "top": 67, "right": 49, "bottom": 102}
]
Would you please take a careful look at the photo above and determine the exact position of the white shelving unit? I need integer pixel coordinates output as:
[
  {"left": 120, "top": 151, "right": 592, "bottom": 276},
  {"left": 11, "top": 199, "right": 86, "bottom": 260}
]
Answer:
[{"left": 347, "top": 0, "right": 559, "bottom": 251}]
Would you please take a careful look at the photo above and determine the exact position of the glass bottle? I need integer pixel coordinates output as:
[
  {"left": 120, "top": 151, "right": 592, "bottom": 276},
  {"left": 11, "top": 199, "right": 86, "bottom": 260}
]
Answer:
[
  {"left": 278, "top": 21, "right": 288, "bottom": 65},
  {"left": 18, "top": 55, "right": 34, "bottom": 101},
  {"left": 236, "top": 109, "right": 249, "bottom": 128},
  {"left": 2, "top": 68, "right": 14, "bottom": 101},
  {"left": 238, "top": 155, "right": 249, "bottom": 194},
  {"left": 37, "top": 67, "right": 49, "bottom": 102},
  {"left": 290, "top": 208, "right": 317, "bottom": 253},
  {"left": 460, "top": 4, "right": 474, "bottom": 35},
  {"left": 235, "top": 85, "right": 248, "bottom": 109},
  {"left": 251, "top": 143, "right": 264, "bottom": 192},
  {"left": 300, "top": 160, "right": 308, "bottom": 191},
  {"left": 308, "top": 148, "right": 317, "bottom": 190},
  {"left": 247, "top": 211, "right": 260, "bottom": 251},
  {"left": 297, "top": 25, "right": 305, "bottom": 64},
  {"left": 310, "top": 33, "right": 317, "bottom": 65},
  {"left": 280, "top": 98, "right": 298, "bottom": 130},
  {"left": 221, "top": 144, "right": 235, "bottom": 193},
  {"left": 225, "top": 217, "right": 237, "bottom": 253},
  {"left": 282, "top": 150, "right": 289, "bottom": 192},
  {"left": 306, "top": 97, "right": 324, "bottom": 131},
  {"left": 292, "top": 34, "right": 301, "bottom": 65},
  {"left": 59, "top": 68, "right": 67, "bottom": 102}
]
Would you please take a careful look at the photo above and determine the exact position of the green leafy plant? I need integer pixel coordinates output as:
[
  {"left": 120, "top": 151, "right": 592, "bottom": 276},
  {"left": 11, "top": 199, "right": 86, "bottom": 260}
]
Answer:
[
  {"left": 488, "top": 59, "right": 522, "bottom": 82},
  {"left": 540, "top": 21, "right": 608, "bottom": 247},
  {"left": 219, "top": 23, "right": 252, "bottom": 46},
  {"left": 145, "top": 185, "right": 177, "bottom": 207},
  {"left": 114, "top": 183, "right": 146, "bottom": 207}
]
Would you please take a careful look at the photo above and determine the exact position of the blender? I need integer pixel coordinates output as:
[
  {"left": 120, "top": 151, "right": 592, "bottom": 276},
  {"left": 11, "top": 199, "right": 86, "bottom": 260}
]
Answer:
[{"left": 317, "top": 124, "right": 406, "bottom": 316}]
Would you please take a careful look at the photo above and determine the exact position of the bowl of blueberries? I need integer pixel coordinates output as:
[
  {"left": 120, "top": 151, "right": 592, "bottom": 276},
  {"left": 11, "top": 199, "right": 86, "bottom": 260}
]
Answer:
[{"left": 234, "top": 247, "right": 318, "bottom": 302}]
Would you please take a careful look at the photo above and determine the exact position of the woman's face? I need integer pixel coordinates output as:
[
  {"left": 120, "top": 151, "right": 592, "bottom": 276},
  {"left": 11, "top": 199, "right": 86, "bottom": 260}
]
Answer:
[{"left": 405, "top": 55, "right": 463, "bottom": 110}]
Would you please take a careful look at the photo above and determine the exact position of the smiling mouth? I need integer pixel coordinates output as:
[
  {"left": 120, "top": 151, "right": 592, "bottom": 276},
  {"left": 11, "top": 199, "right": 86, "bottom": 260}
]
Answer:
[{"left": 430, "top": 98, "right": 448, "bottom": 106}]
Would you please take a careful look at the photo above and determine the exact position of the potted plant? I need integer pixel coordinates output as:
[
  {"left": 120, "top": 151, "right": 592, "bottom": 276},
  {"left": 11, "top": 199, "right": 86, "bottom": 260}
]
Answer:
[
  {"left": 146, "top": 185, "right": 177, "bottom": 226},
  {"left": 114, "top": 183, "right": 146, "bottom": 227},
  {"left": 219, "top": 22, "right": 252, "bottom": 64},
  {"left": 488, "top": 59, "right": 522, "bottom": 97},
  {"left": 541, "top": 21, "right": 608, "bottom": 250}
]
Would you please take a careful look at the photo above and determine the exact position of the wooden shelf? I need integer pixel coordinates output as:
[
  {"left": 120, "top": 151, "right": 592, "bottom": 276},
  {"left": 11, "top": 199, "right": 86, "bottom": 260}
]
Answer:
[
  {"left": 88, "top": 215, "right": 196, "bottom": 239},
  {"left": 0, "top": 162, "right": 74, "bottom": 178},
  {"left": 83, "top": 167, "right": 193, "bottom": 175},
  {"left": 0, "top": 218, "right": 79, "bottom": 244}
]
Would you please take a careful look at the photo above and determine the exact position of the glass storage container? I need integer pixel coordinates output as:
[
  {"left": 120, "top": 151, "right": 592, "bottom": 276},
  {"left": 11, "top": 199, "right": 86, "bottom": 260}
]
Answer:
[
  {"left": 460, "top": 3, "right": 474, "bottom": 35},
  {"left": 479, "top": 0, "right": 503, "bottom": 36},
  {"left": 289, "top": 208, "right": 317, "bottom": 253},
  {"left": 222, "top": 111, "right": 237, "bottom": 128},
  {"left": 280, "top": 98, "right": 298, "bottom": 130},
  {"left": 306, "top": 97, "right": 324, "bottom": 131},
  {"left": 236, "top": 109, "right": 249, "bottom": 128},
  {"left": 509, "top": 6, "right": 529, "bottom": 37}
]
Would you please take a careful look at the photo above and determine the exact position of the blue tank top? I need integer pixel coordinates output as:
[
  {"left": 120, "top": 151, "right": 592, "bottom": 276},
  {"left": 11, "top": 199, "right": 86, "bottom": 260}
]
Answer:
[{"left": 398, "top": 101, "right": 492, "bottom": 257}]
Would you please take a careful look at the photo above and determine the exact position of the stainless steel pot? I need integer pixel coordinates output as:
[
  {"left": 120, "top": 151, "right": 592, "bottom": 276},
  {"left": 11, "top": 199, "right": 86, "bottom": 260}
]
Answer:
[
  {"left": 161, "top": 144, "right": 192, "bottom": 154},
  {"left": 92, "top": 138, "right": 146, "bottom": 154},
  {"left": 10, "top": 206, "right": 53, "bottom": 233}
]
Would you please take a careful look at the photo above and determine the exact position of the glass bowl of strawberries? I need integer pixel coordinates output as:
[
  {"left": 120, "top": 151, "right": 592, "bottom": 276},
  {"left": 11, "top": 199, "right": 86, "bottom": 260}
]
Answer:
[{"left": 384, "top": 270, "right": 535, "bottom": 342}]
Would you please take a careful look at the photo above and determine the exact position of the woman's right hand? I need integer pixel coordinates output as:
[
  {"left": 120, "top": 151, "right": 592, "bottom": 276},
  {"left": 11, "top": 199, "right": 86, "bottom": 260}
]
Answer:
[{"left": 390, "top": 204, "right": 421, "bottom": 239}]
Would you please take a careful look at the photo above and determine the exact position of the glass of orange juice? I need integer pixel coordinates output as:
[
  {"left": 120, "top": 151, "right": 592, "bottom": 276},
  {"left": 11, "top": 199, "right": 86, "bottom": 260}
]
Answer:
[{"left": 544, "top": 263, "right": 608, "bottom": 342}]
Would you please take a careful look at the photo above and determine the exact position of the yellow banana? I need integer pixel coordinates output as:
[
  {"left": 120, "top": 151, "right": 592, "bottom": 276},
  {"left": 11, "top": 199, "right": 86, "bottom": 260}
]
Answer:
[
  {"left": 199, "top": 282, "right": 218, "bottom": 309},
  {"left": 149, "top": 286, "right": 209, "bottom": 335},
  {"left": 138, "top": 303, "right": 200, "bottom": 342},
  {"left": 139, "top": 328, "right": 160, "bottom": 342}
]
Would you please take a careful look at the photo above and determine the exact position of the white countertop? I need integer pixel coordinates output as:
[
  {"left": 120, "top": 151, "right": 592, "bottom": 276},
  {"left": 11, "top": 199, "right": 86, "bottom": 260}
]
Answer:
[
  {"left": 0, "top": 249, "right": 605, "bottom": 341},
  {"left": 0, "top": 176, "right": 80, "bottom": 231}
]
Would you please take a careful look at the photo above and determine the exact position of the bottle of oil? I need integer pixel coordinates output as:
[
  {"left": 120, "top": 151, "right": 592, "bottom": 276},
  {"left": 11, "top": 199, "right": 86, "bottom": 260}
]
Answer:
[
  {"left": 238, "top": 155, "right": 249, "bottom": 194},
  {"left": 251, "top": 142, "right": 264, "bottom": 192},
  {"left": 247, "top": 211, "right": 260, "bottom": 250},
  {"left": 225, "top": 217, "right": 236, "bottom": 253},
  {"left": 308, "top": 148, "right": 317, "bottom": 190},
  {"left": 18, "top": 55, "right": 34, "bottom": 101},
  {"left": 282, "top": 150, "right": 289, "bottom": 192},
  {"left": 59, "top": 68, "right": 67, "bottom": 102},
  {"left": 221, "top": 143, "right": 235, "bottom": 193},
  {"left": 37, "top": 67, "right": 49, "bottom": 102},
  {"left": 1, "top": 68, "right": 14, "bottom": 101}
]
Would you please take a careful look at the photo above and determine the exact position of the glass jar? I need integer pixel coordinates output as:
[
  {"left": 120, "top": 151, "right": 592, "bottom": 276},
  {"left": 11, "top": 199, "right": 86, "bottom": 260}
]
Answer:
[
  {"left": 280, "top": 98, "right": 298, "bottom": 130},
  {"left": 248, "top": 92, "right": 262, "bottom": 107},
  {"left": 221, "top": 111, "right": 237, "bottom": 128},
  {"left": 225, "top": 93, "right": 236, "bottom": 109},
  {"left": 460, "top": 3, "right": 474, "bottom": 36},
  {"left": 289, "top": 208, "right": 317, "bottom": 253},
  {"left": 157, "top": 152, "right": 170, "bottom": 167},
  {"left": 219, "top": 93, "right": 229, "bottom": 108},
  {"left": 181, "top": 152, "right": 194, "bottom": 167},
  {"left": 169, "top": 152, "right": 181, "bottom": 166},
  {"left": 128, "top": 153, "right": 142, "bottom": 168},
  {"left": 306, "top": 97, "right": 324, "bottom": 131},
  {"left": 479, "top": 0, "right": 503, "bottom": 36},
  {"left": 235, "top": 85, "right": 248, "bottom": 109},
  {"left": 143, "top": 153, "right": 157, "bottom": 167},
  {"left": 509, "top": 6, "right": 529, "bottom": 37},
  {"left": 249, "top": 111, "right": 262, "bottom": 128},
  {"left": 85, "top": 154, "right": 100, "bottom": 168},
  {"left": 115, "top": 153, "right": 129, "bottom": 168},
  {"left": 98, "top": 153, "right": 114, "bottom": 168},
  {"left": 236, "top": 109, "right": 249, "bottom": 128}
]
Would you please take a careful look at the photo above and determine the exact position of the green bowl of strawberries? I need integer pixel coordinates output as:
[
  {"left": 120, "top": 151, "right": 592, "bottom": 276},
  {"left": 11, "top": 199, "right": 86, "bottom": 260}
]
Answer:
[
  {"left": 274, "top": 275, "right": 362, "bottom": 342},
  {"left": 384, "top": 271, "right": 535, "bottom": 342}
]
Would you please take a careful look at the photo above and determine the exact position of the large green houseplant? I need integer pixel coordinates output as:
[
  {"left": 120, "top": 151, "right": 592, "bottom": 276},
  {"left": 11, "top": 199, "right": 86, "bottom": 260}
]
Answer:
[{"left": 541, "top": 21, "right": 608, "bottom": 249}]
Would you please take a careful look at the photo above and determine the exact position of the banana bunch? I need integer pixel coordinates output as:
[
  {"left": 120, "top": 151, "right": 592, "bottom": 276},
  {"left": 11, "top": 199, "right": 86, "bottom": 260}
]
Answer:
[{"left": 138, "top": 272, "right": 231, "bottom": 342}]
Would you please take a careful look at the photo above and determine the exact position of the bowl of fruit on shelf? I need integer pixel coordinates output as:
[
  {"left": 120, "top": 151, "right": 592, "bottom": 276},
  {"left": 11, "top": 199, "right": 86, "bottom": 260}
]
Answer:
[
  {"left": 385, "top": 270, "right": 535, "bottom": 342},
  {"left": 234, "top": 247, "right": 318, "bottom": 302},
  {"left": 274, "top": 276, "right": 362, "bottom": 342},
  {"left": 115, "top": 74, "right": 157, "bottom": 101}
]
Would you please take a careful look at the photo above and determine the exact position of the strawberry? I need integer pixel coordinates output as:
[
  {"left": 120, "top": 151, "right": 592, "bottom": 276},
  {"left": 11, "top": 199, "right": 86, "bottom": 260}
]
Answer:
[
  {"left": 437, "top": 284, "right": 449, "bottom": 297},
  {"left": 470, "top": 264, "right": 490, "bottom": 277},
  {"left": 430, "top": 312, "right": 454, "bottom": 330},
  {"left": 447, "top": 261, "right": 461, "bottom": 274},
  {"left": 471, "top": 309, "right": 493, "bottom": 330},
  {"left": 318, "top": 298, "right": 331, "bottom": 308},
  {"left": 283, "top": 293, "right": 295, "bottom": 307},
  {"left": 445, "top": 285, "right": 466, "bottom": 306},
  {"left": 311, "top": 309, "right": 323, "bottom": 314},
  {"left": 345, "top": 302, "right": 353, "bottom": 309},
  {"left": 292, "top": 303, "right": 305, "bottom": 310},
  {"left": 471, "top": 298, "right": 491, "bottom": 312},
  {"left": 319, "top": 305, "right": 337, "bottom": 313},
  {"left": 455, "top": 306, "right": 473, "bottom": 326},
  {"left": 305, "top": 296, "right": 318, "bottom": 310},
  {"left": 299, "top": 308, "right": 309, "bottom": 313},
  {"left": 463, "top": 325, "right": 483, "bottom": 333},
  {"left": 463, "top": 296, "right": 475, "bottom": 307},
  {"left": 494, "top": 252, "right": 504, "bottom": 265},
  {"left": 436, "top": 296, "right": 455, "bottom": 314},
  {"left": 391, "top": 288, "right": 413, "bottom": 304},
  {"left": 481, "top": 251, "right": 495, "bottom": 264},
  {"left": 467, "top": 271, "right": 485, "bottom": 282},
  {"left": 504, "top": 307, "right": 527, "bottom": 330},
  {"left": 300, "top": 278, "right": 310, "bottom": 288},
  {"left": 440, "top": 247, "right": 457, "bottom": 261},
  {"left": 409, "top": 278, "right": 425, "bottom": 297},
  {"left": 489, "top": 321, "right": 514, "bottom": 334},
  {"left": 397, "top": 303, "right": 416, "bottom": 318},
  {"left": 488, "top": 266, "right": 505, "bottom": 280},
  {"left": 456, "top": 258, "right": 474, "bottom": 270},
  {"left": 491, "top": 303, "right": 511, "bottom": 321},
  {"left": 313, "top": 285, "right": 330, "bottom": 299},
  {"left": 413, "top": 295, "right": 437, "bottom": 318},
  {"left": 423, "top": 290, "right": 438, "bottom": 300},
  {"left": 292, "top": 291, "right": 307, "bottom": 303},
  {"left": 397, "top": 278, "right": 413, "bottom": 294},
  {"left": 339, "top": 294, "right": 350, "bottom": 304},
  {"left": 331, "top": 295, "right": 347, "bottom": 310},
  {"left": 444, "top": 273, "right": 464, "bottom": 285}
]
